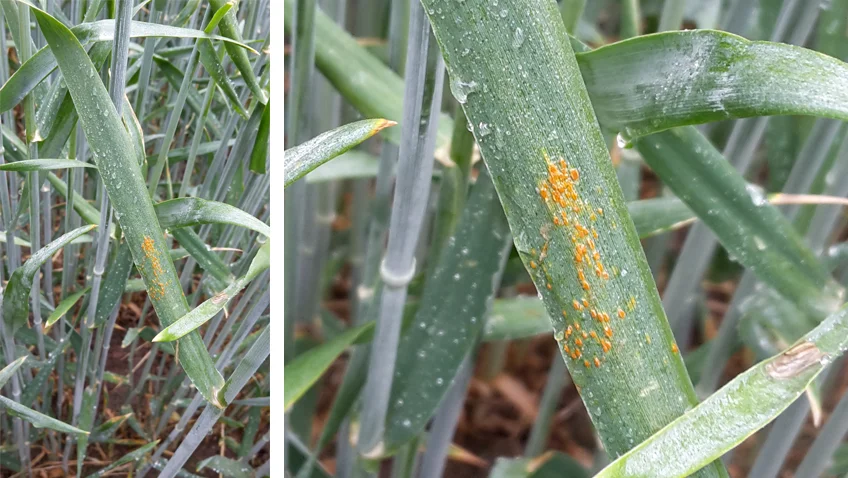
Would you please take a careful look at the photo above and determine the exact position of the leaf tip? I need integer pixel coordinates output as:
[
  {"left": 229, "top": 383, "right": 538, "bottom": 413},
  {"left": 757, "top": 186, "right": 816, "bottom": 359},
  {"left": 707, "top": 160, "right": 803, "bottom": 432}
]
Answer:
[{"left": 374, "top": 119, "right": 398, "bottom": 134}]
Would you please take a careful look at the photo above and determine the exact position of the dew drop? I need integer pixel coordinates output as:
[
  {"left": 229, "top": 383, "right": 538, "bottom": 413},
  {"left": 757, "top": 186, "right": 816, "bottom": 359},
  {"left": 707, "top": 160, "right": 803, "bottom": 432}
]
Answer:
[
  {"left": 512, "top": 27, "right": 524, "bottom": 48},
  {"left": 478, "top": 122, "right": 491, "bottom": 137}
]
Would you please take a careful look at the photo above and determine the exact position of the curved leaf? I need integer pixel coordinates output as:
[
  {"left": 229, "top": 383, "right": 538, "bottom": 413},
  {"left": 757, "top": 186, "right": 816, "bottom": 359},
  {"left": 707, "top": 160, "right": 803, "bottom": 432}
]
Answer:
[
  {"left": 581, "top": 30, "right": 848, "bottom": 138},
  {"left": 3, "top": 224, "right": 96, "bottom": 333},
  {"left": 284, "top": 119, "right": 397, "bottom": 187},
  {"left": 155, "top": 197, "right": 270, "bottom": 237},
  {"left": 635, "top": 127, "right": 844, "bottom": 320},
  {"left": 152, "top": 241, "right": 269, "bottom": 342}
]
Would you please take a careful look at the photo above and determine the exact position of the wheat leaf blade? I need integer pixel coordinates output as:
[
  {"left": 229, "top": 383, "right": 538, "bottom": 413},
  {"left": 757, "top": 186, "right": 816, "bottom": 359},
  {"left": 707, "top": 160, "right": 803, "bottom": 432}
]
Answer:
[
  {"left": 284, "top": 118, "right": 397, "bottom": 187},
  {"left": 30, "top": 3, "right": 225, "bottom": 408}
]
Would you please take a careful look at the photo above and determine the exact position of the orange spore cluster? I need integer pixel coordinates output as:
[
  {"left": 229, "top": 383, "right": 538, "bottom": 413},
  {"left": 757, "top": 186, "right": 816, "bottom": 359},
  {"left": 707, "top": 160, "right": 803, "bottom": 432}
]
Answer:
[
  {"left": 532, "top": 153, "right": 646, "bottom": 373},
  {"left": 141, "top": 235, "right": 169, "bottom": 301}
]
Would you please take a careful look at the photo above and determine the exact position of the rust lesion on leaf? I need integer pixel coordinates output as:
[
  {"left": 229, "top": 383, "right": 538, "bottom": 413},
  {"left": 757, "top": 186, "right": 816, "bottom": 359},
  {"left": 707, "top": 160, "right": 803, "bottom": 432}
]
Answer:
[
  {"left": 141, "top": 235, "right": 170, "bottom": 301},
  {"left": 532, "top": 151, "right": 636, "bottom": 371}
]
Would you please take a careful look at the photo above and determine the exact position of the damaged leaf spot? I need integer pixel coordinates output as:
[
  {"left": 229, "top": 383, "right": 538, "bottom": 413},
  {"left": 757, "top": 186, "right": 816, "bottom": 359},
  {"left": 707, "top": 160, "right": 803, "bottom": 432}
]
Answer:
[{"left": 766, "top": 341, "right": 824, "bottom": 379}]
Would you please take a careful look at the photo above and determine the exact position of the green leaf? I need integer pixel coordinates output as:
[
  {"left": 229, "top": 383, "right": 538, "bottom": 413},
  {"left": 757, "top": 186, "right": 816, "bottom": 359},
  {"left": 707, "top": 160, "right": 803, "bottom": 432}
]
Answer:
[
  {"left": 207, "top": 0, "right": 267, "bottom": 103},
  {"left": 291, "top": 4, "right": 848, "bottom": 145},
  {"left": 596, "top": 303, "right": 848, "bottom": 478},
  {"left": 422, "top": 0, "right": 726, "bottom": 473},
  {"left": 0, "top": 356, "right": 28, "bottom": 389},
  {"left": 3, "top": 224, "right": 96, "bottom": 333},
  {"left": 580, "top": 30, "right": 848, "bottom": 138},
  {"left": 155, "top": 198, "right": 270, "bottom": 237},
  {"left": 197, "top": 38, "right": 249, "bottom": 119},
  {"left": 152, "top": 241, "right": 269, "bottom": 342},
  {"left": 250, "top": 100, "right": 270, "bottom": 174},
  {"left": 0, "top": 159, "right": 96, "bottom": 171},
  {"left": 46, "top": 287, "right": 90, "bottom": 328},
  {"left": 284, "top": 118, "right": 397, "bottom": 187},
  {"left": 84, "top": 441, "right": 160, "bottom": 478},
  {"left": 384, "top": 172, "right": 512, "bottom": 451},
  {"left": 284, "top": 321, "right": 375, "bottom": 411},
  {"left": 196, "top": 456, "right": 253, "bottom": 478},
  {"left": 31, "top": 2, "right": 225, "bottom": 408},
  {"left": 93, "top": 243, "right": 134, "bottom": 327},
  {"left": 0, "top": 395, "right": 88, "bottom": 435},
  {"left": 76, "top": 386, "right": 98, "bottom": 476},
  {"left": 635, "top": 127, "right": 844, "bottom": 320},
  {"left": 0, "top": 14, "right": 254, "bottom": 114},
  {"left": 90, "top": 413, "right": 132, "bottom": 442}
]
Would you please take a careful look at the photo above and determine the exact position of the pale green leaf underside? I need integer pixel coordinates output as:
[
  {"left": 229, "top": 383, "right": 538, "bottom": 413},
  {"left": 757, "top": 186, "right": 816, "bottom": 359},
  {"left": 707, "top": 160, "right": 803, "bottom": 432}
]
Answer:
[{"left": 0, "top": 356, "right": 28, "bottom": 389}]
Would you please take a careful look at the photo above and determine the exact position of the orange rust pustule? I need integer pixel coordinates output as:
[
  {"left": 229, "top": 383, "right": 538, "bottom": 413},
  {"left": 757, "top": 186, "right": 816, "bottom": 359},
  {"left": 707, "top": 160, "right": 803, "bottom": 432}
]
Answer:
[
  {"left": 534, "top": 153, "right": 638, "bottom": 371},
  {"left": 141, "top": 235, "right": 169, "bottom": 301}
]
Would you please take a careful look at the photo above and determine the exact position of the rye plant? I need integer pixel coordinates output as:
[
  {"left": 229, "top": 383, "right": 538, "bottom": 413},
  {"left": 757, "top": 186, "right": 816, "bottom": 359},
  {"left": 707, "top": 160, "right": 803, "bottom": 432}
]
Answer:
[
  {"left": 285, "top": 0, "right": 848, "bottom": 476},
  {"left": 0, "top": 0, "right": 270, "bottom": 475}
]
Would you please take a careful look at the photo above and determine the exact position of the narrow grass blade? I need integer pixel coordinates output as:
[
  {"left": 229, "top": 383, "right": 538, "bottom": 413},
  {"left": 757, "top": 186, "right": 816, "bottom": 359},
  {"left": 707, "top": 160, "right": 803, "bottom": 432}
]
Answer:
[
  {"left": 284, "top": 321, "right": 374, "bottom": 410},
  {"left": 0, "top": 396, "right": 87, "bottom": 435},
  {"left": 45, "top": 287, "right": 90, "bottom": 327},
  {"left": 595, "top": 303, "right": 848, "bottom": 478},
  {"left": 196, "top": 456, "right": 253, "bottom": 478},
  {"left": 0, "top": 159, "right": 96, "bottom": 171},
  {"left": 384, "top": 172, "right": 511, "bottom": 452},
  {"left": 207, "top": 0, "right": 268, "bottom": 103},
  {"left": 284, "top": 118, "right": 397, "bottom": 187},
  {"left": 155, "top": 198, "right": 270, "bottom": 237},
  {"left": 0, "top": 356, "right": 28, "bottom": 388},
  {"left": 84, "top": 440, "right": 159, "bottom": 478},
  {"left": 423, "top": 0, "right": 727, "bottom": 473},
  {"left": 635, "top": 127, "right": 844, "bottom": 319},
  {"left": 250, "top": 100, "right": 270, "bottom": 174},
  {"left": 31, "top": 3, "right": 225, "bottom": 408},
  {"left": 152, "top": 242, "right": 269, "bottom": 342},
  {"left": 3, "top": 224, "right": 96, "bottom": 333}
]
